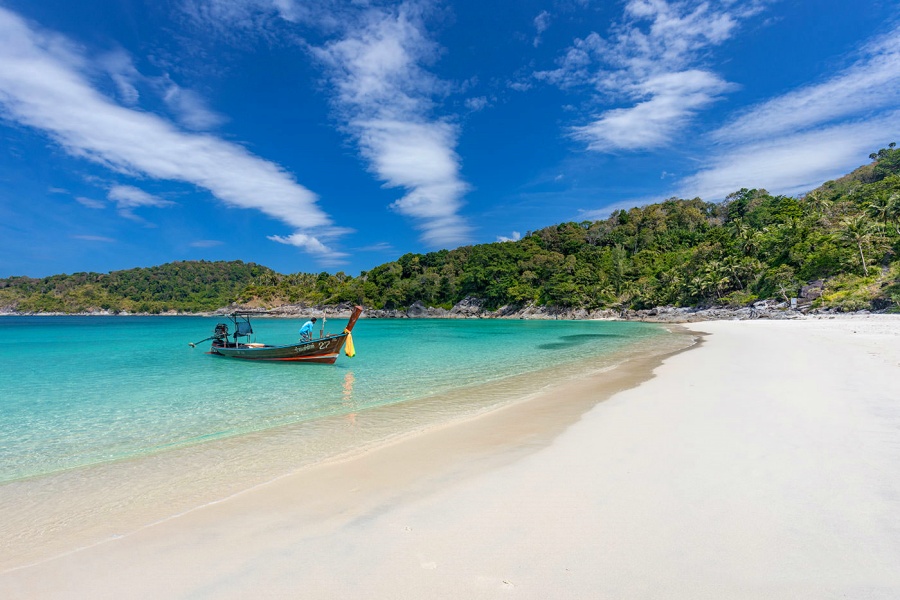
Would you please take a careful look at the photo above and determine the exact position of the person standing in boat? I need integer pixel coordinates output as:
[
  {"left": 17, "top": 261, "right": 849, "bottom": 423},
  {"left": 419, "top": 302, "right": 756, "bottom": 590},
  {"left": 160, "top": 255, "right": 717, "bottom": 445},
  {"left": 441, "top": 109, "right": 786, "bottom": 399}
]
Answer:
[{"left": 299, "top": 317, "right": 317, "bottom": 341}]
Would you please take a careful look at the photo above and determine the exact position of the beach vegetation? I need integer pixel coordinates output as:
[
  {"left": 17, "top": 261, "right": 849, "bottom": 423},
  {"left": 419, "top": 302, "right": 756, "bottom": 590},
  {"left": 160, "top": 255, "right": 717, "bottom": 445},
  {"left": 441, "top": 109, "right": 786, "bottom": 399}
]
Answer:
[{"left": 819, "top": 273, "right": 884, "bottom": 312}]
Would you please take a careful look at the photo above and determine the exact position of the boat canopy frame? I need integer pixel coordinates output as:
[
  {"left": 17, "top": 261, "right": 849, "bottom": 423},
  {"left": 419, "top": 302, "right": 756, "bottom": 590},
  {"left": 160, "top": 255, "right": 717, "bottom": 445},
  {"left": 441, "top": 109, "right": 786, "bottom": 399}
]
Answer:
[{"left": 219, "top": 311, "right": 266, "bottom": 341}]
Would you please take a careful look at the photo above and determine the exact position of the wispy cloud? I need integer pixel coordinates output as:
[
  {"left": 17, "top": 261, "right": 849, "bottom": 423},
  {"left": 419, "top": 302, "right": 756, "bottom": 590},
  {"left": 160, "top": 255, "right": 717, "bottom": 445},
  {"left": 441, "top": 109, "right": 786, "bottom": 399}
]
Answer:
[
  {"left": 572, "top": 69, "right": 734, "bottom": 150},
  {"left": 677, "top": 115, "right": 900, "bottom": 200},
  {"left": 98, "top": 50, "right": 142, "bottom": 105},
  {"left": 107, "top": 184, "right": 174, "bottom": 222},
  {"left": 98, "top": 49, "right": 226, "bottom": 130},
  {"left": 75, "top": 196, "right": 106, "bottom": 209},
  {"left": 268, "top": 231, "right": 330, "bottom": 254},
  {"left": 497, "top": 231, "right": 521, "bottom": 242},
  {"left": 72, "top": 234, "right": 116, "bottom": 243},
  {"left": 268, "top": 230, "right": 352, "bottom": 266},
  {"left": 312, "top": 2, "right": 471, "bottom": 248},
  {"left": 675, "top": 23, "right": 900, "bottom": 200},
  {"left": 712, "top": 26, "right": 900, "bottom": 144},
  {"left": 179, "top": 0, "right": 295, "bottom": 36},
  {"left": 189, "top": 239, "right": 224, "bottom": 248},
  {"left": 355, "top": 241, "right": 395, "bottom": 253},
  {"left": 161, "top": 80, "right": 227, "bottom": 131},
  {"left": 538, "top": 0, "right": 768, "bottom": 151},
  {"left": 465, "top": 96, "right": 490, "bottom": 112},
  {"left": 177, "top": 1, "right": 471, "bottom": 248},
  {"left": 0, "top": 6, "right": 339, "bottom": 257},
  {"left": 533, "top": 11, "right": 551, "bottom": 48}
]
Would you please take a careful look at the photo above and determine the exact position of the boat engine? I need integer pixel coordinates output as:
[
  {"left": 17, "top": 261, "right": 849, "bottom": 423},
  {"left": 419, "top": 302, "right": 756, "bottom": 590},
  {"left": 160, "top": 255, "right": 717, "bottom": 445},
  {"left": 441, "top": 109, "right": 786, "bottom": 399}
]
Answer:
[{"left": 213, "top": 323, "right": 229, "bottom": 340}]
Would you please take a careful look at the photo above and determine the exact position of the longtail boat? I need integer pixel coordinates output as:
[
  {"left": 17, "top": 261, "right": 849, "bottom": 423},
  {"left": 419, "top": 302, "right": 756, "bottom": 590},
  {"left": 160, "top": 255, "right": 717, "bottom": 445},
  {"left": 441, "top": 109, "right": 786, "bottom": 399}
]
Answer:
[{"left": 193, "top": 305, "right": 363, "bottom": 364}]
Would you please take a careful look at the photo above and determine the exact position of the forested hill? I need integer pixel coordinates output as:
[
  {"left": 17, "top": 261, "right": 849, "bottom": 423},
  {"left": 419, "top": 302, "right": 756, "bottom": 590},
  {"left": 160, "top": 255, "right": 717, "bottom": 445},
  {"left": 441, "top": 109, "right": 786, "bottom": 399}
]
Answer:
[
  {"left": 2, "top": 145, "right": 899, "bottom": 314},
  {"left": 0, "top": 261, "right": 274, "bottom": 313}
]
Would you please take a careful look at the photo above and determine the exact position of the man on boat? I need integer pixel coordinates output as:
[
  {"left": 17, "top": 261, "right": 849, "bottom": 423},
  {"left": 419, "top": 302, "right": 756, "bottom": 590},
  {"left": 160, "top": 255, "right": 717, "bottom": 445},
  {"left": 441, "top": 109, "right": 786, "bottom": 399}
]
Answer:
[{"left": 299, "top": 317, "right": 317, "bottom": 341}]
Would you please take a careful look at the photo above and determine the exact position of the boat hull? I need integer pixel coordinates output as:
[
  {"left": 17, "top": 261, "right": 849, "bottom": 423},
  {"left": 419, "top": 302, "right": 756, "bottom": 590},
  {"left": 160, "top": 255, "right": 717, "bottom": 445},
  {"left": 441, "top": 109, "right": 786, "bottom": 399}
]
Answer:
[{"left": 209, "top": 333, "right": 348, "bottom": 363}]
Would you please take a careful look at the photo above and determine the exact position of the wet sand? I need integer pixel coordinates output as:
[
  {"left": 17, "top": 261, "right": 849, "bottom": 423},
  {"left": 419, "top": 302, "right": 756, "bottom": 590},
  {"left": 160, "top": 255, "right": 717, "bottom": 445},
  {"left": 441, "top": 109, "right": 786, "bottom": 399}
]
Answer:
[{"left": 2, "top": 317, "right": 899, "bottom": 599}]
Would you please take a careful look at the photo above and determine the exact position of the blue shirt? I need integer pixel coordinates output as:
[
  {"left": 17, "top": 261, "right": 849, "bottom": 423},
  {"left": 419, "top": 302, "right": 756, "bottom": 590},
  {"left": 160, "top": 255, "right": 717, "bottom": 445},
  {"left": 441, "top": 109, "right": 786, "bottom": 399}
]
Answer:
[{"left": 299, "top": 320, "right": 315, "bottom": 338}]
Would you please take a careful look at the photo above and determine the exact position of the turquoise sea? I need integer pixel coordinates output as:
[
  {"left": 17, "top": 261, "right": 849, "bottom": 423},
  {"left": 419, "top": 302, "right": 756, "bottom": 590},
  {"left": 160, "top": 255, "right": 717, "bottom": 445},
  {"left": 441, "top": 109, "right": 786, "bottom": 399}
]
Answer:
[{"left": 0, "top": 316, "right": 684, "bottom": 485}]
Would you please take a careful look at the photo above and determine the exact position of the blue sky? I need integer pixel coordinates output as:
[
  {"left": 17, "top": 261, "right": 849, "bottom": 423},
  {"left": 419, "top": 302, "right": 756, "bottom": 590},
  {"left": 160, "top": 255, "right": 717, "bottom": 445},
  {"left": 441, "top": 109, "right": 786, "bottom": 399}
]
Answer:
[{"left": 1, "top": 0, "right": 898, "bottom": 278}]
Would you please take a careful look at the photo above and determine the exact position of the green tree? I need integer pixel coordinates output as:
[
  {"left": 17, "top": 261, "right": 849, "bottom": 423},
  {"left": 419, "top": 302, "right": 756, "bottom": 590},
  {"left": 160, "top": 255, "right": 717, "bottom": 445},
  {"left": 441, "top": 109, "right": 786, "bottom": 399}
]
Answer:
[{"left": 837, "top": 215, "right": 877, "bottom": 276}]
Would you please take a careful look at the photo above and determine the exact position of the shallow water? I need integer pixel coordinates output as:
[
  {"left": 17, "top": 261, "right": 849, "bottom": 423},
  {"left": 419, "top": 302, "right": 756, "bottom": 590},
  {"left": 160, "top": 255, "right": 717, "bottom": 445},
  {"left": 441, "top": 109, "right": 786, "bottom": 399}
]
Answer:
[{"left": 0, "top": 316, "right": 677, "bottom": 483}]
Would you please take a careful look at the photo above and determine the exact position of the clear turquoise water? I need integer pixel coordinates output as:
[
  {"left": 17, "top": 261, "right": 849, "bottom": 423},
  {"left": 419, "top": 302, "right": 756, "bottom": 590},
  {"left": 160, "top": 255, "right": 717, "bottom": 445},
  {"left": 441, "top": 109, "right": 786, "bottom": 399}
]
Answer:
[{"left": 0, "top": 316, "right": 673, "bottom": 483}]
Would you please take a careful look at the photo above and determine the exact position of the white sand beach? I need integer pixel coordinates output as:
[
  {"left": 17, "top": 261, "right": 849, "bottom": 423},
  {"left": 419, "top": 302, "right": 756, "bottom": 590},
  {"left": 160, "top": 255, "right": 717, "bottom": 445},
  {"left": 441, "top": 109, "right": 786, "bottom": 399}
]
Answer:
[{"left": 2, "top": 316, "right": 899, "bottom": 599}]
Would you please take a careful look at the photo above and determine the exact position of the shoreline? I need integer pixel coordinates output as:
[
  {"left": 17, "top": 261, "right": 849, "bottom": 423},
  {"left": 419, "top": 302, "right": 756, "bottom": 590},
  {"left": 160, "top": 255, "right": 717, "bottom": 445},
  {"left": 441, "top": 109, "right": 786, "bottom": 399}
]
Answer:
[{"left": 3, "top": 316, "right": 898, "bottom": 598}]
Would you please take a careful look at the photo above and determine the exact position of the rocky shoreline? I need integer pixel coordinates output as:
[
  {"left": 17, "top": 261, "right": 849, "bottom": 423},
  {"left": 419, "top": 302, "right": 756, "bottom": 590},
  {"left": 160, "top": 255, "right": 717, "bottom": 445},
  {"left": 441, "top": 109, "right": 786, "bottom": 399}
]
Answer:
[
  {"left": 3, "top": 296, "right": 893, "bottom": 322},
  {"left": 337, "top": 298, "right": 891, "bottom": 322}
]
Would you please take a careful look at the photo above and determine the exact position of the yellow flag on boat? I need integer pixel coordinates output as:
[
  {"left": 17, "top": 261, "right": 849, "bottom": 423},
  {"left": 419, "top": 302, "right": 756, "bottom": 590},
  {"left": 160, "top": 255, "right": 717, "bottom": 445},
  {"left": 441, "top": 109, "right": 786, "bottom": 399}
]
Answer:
[{"left": 343, "top": 329, "right": 356, "bottom": 357}]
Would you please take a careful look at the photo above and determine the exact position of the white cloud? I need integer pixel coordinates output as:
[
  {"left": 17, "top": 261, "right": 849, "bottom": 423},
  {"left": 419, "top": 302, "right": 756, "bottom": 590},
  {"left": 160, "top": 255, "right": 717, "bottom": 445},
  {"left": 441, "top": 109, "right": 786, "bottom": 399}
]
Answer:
[
  {"left": 677, "top": 114, "right": 900, "bottom": 200},
  {"left": 465, "top": 96, "right": 489, "bottom": 111},
  {"left": 712, "top": 25, "right": 900, "bottom": 144},
  {"left": 533, "top": 11, "right": 551, "bottom": 47},
  {"left": 97, "top": 50, "right": 226, "bottom": 130},
  {"left": 108, "top": 184, "right": 173, "bottom": 208},
  {"left": 75, "top": 196, "right": 106, "bottom": 209},
  {"left": 189, "top": 239, "right": 224, "bottom": 248},
  {"left": 180, "top": 0, "right": 341, "bottom": 31},
  {"left": 271, "top": 0, "right": 304, "bottom": 23},
  {"left": 161, "top": 81, "right": 227, "bottom": 130},
  {"left": 98, "top": 50, "right": 141, "bottom": 105},
  {"left": 268, "top": 224, "right": 353, "bottom": 263},
  {"left": 107, "top": 185, "right": 175, "bottom": 208},
  {"left": 355, "top": 241, "right": 394, "bottom": 253},
  {"left": 313, "top": 3, "right": 471, "bottom": 247},
  {"left": 180, "top": 0, "right": 278, "bottom": 33},
  {"left": 536, "top": 33, "right": 600, "bottom": 90},
  {"left": 497, "top": 231, "right": 521, "bottom": 242},
  {"left": 107, "top": 184, "right": 174, "bottom": 221},
  {"left": 175, "top": 0, "right": 469, "bottom": 249},
  {"left": 573, "top": 69, "right": 734, "bottom": 150},
  {"left": 672, "top": 23, "right": 900, "bottom": 201},
  {"left": 538, "top": 0, "right": 768, "bottom": 151},
  {"left": 268, "top": 231, "right": 352, "bottom": 267},
  {"left": 72, "top": 234, "right": 116, "bottom": 242},
  {"left": 0, "top": 6, "right": 338, "bottom": 256},
  {"left": 268, "top": 232, "right": 331, "bottom": 254}
]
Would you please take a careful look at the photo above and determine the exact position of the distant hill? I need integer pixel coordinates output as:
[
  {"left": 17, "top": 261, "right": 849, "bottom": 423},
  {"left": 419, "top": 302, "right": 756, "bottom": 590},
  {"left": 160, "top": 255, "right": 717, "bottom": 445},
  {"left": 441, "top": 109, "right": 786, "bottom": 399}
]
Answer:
[
  {"left": 0, "top": 260, "right": 273, "bottom": 313},
  {"left": 2, "top": 145, "right": 899, "bottom": 315}
]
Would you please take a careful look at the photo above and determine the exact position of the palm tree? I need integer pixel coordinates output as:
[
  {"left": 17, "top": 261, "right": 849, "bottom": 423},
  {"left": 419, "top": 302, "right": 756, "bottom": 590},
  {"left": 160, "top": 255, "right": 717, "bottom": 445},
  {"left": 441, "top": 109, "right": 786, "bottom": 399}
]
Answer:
[
  {"left": 886, "top": 190, "right": 900, "bottom": 235},
  {"left": 866, "top": 192, "right": 892, "bottom": 233},
  {"left": 805, "top": 190, "right": 832, "bottom": 219},
  {"left": 838, "top": 215, "right": 876, "bottom": 276},
  {"left": 727, "top": 218, "right": 762, "bottom": 256}
]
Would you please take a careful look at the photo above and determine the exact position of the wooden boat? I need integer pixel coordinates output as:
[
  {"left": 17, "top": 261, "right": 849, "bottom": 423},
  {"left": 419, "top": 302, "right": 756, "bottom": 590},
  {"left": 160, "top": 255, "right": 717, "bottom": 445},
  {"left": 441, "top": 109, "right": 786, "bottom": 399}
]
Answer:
[{"left": 199, "top": 305, "right": 362, "bottom": 364}]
